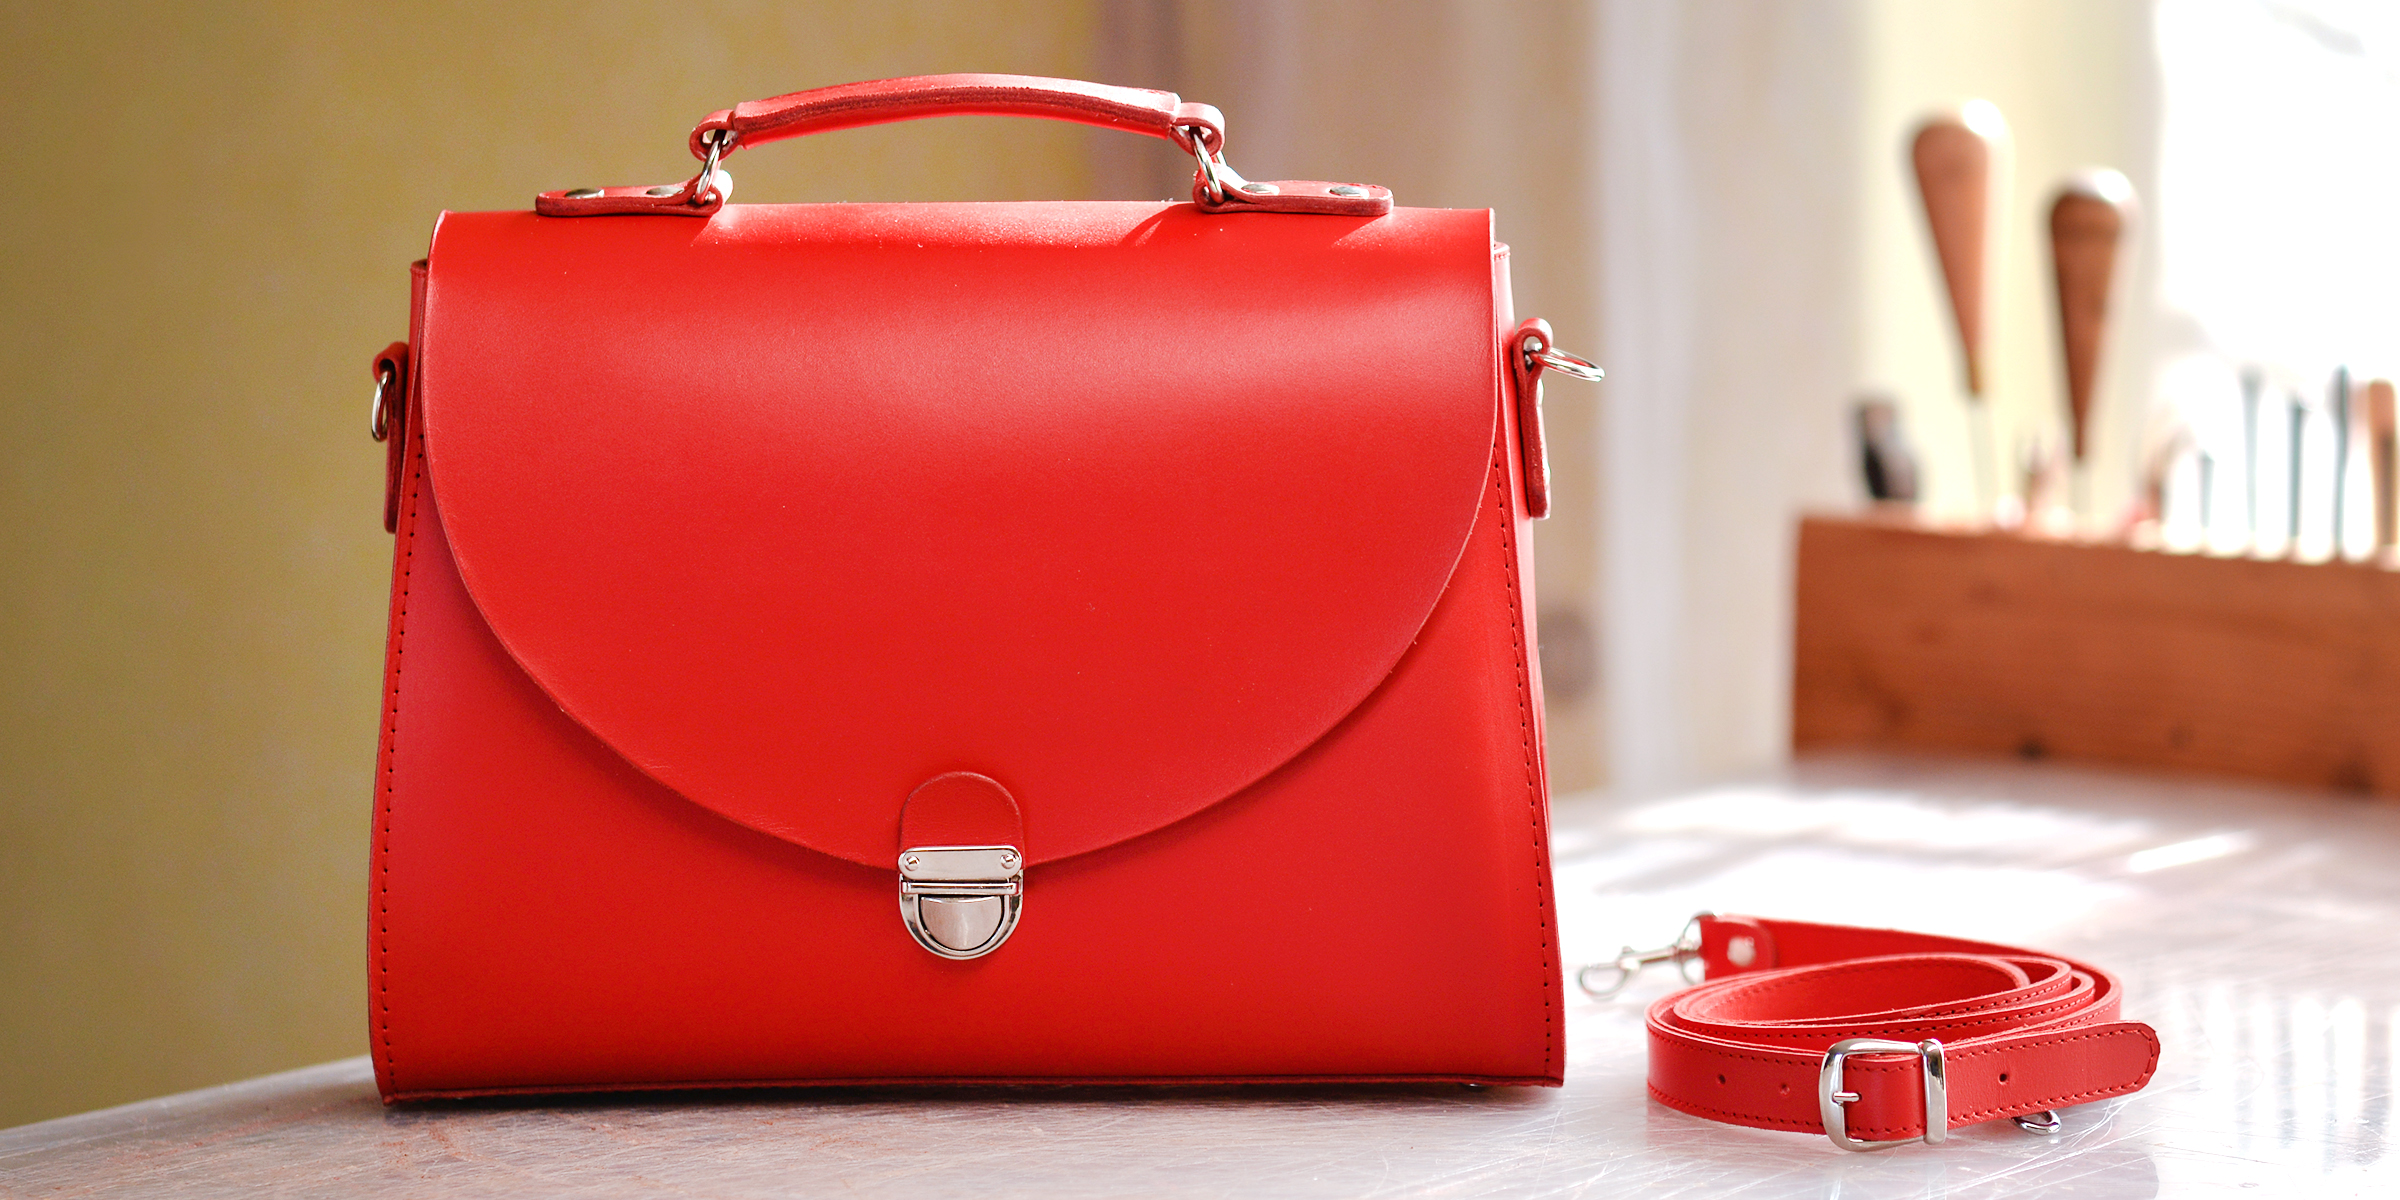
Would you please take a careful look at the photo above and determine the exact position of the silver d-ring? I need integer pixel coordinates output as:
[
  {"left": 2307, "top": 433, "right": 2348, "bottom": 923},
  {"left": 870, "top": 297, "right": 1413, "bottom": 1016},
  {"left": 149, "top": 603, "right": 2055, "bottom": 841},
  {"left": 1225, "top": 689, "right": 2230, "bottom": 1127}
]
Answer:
[
  {"left": 1174, "top": 121, "right": 1220, "bottom": 161},
  {"left": 1538, "top": 345, "right": 1605, "bottom": 382},
  {"left": 1185, "top": 125, "right": 1226, "bottom": 205},
  {"left": 370, "top": 365, "right": 393, "bottom": 442},
  {"left": 690, "top": 128, "right": 730, "bottom": 206},
  {"left": 2014, "top": 1109, "right": 2064, "bottom": 1135},
  {"left": 1676, "top": 913, "right": 1709, "bottom": 985}
]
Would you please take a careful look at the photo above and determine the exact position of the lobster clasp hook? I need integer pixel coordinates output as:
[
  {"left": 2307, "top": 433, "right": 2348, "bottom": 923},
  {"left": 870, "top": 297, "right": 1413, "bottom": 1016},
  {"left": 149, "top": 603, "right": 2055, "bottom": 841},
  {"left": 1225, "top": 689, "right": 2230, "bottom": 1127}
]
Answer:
[{"left": 1575, "top": 912, "right": 1712, "bottom": 999}]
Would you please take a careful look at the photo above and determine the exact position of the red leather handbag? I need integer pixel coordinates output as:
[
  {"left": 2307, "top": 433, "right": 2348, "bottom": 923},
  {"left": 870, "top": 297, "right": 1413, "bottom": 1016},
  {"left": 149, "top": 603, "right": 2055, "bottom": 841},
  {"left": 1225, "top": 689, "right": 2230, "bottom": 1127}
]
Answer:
[{"left": 363, "top": 74, "right": 1601, "bottom": 1101}]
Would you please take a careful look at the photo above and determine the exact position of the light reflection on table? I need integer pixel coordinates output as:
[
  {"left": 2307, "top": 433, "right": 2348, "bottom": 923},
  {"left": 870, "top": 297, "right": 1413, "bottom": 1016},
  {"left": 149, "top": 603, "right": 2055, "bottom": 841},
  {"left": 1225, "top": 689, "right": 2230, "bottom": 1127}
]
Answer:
[{"left": 5, "top": 754, "right": 2395, "bottom": 1197}]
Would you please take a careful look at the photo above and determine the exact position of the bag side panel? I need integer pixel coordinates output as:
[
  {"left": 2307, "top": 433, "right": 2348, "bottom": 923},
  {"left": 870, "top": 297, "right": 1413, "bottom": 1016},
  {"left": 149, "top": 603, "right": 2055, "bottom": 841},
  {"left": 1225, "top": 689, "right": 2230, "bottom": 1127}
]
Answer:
[
  {"left": 374, "top": 428, "right": 1559, "bottom": 1096},
  {"left": 1491, "top": 241, "right": 1553, "bottom": 805},
  {"left": 367, "top": 255, "right": 432, "bottom": 1101}
]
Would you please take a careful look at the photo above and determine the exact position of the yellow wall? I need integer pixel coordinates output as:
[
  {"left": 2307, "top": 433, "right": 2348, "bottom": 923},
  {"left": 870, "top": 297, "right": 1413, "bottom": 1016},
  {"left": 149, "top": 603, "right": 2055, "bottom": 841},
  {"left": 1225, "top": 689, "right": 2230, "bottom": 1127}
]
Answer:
[{"left": 0, "top": 0, "right": 1103, "bottom": 1128}]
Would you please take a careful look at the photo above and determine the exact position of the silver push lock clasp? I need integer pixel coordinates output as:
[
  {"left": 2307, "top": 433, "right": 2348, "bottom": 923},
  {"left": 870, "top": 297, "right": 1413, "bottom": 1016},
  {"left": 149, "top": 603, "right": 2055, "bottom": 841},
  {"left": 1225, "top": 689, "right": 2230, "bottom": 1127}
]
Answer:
[{"left": 898, "top": 845, "right": 1023, "bottom": 959}]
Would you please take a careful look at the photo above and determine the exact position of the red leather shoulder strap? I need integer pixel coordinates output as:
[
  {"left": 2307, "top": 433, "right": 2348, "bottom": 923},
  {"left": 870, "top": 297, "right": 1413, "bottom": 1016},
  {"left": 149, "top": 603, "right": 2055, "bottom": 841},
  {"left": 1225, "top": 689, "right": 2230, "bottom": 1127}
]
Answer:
[{"left": 1645, "top": 916, "right": 2160, "bottom": 1144}]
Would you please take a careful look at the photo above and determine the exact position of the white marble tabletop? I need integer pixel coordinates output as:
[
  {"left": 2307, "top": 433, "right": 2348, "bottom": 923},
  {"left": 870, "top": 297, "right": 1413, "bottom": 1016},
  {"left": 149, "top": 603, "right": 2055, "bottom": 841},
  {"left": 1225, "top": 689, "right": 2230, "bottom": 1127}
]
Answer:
[{"left": 6, "top": 753, "right": 2394, "bottom": 1198}]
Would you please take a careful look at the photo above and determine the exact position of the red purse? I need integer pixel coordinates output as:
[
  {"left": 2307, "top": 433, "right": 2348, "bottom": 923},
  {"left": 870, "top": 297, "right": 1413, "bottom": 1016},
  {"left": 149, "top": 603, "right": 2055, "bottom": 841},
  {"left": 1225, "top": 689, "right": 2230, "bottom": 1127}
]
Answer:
[{"left": 364, "top": 74, "right": 1600, "bottom": 1100}]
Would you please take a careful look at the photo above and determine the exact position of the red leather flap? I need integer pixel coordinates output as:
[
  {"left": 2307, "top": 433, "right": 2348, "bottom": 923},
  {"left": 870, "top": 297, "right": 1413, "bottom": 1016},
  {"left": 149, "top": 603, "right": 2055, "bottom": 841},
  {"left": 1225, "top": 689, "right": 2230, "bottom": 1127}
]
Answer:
[{"left": 419, "top": 202, "right": 1499, "bottom": 868}]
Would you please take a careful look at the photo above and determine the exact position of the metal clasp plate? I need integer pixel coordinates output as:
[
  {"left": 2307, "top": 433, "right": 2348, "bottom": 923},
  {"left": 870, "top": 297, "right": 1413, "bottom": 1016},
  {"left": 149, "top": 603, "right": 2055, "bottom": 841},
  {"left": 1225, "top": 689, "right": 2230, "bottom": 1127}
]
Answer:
[
  {"left": 897, "top": 845, "right": 1023, "bottom": 960},
  {"left": 1819, "top": 1038, "right": 1948, "bottom": 1151}
]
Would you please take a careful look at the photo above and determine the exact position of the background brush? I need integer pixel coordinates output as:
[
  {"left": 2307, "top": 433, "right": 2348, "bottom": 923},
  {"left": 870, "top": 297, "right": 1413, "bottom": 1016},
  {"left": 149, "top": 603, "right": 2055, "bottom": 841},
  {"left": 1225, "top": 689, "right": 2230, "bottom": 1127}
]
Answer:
[
  {"left": 2048, "top": 169, "right": 2135, "bottom": 525},
  {"left": 2290, "top": 391, "right": 2306, "bottom": 555},
  {"left": 2332, "top": 366, "right": 2352, "bottom": 556},
  {"left": 1910, "top": 101, "right": 2007, "bottom": 520},
  {"left": 1855, "top": 393, "right": 1921, "bottom": 505},
  {"left": 2241, "top": 366, "right": 2261, "bottom": 549},
  {"left": 2369, "top": 379, "right": 2396, "bottom": 559}
]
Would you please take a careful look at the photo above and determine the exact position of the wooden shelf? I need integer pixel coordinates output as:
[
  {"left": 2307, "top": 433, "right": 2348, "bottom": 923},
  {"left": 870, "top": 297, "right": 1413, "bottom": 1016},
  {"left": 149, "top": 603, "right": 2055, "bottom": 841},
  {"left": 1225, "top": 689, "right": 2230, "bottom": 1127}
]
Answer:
[{"left": 1793, "top": 514, "right": 2400, "bottom": 796}]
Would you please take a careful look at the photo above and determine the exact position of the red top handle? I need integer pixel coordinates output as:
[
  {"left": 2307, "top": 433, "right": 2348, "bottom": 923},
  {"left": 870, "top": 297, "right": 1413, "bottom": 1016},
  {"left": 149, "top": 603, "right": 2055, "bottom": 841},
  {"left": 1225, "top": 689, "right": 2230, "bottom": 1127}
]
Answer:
[
  {"left": 688, "top": 73, "right": 1226, "bottom": 161},
  {"left": 533, "top": 73, "right": 1391, "bottom": 218}
]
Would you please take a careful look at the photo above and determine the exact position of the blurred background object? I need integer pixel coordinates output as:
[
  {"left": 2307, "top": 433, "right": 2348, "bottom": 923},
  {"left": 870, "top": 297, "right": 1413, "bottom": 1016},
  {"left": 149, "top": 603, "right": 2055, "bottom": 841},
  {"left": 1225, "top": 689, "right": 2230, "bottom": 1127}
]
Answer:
[
  {"left": 1596, "top": 2, "right": 2161, "bottom": 798},
  {"left": 2371, "top": 379, "right": 2398, "bottom": 556},
  {"left": 2048, "top": 168, "right": 2136, "bottom": 519},
  {"left": 2150, "top": 0, "right": 2399, "bottom": 561},
  {"left": 1853, "top": 393, "right": 1921, "bottom": 504},
  {"left": 3, "top": 0, "right": 2393, "bottom": 1131},
  {"left": 1907, "top": 100, "right": 2007, "bottom": 511}
]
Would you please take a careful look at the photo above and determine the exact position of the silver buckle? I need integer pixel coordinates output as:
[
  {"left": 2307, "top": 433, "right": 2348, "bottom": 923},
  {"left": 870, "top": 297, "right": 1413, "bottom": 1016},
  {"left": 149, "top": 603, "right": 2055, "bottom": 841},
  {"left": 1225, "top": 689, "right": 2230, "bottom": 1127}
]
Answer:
[{"left": 1819, "top": 1038, "right": 1947, "bottom": 1151}]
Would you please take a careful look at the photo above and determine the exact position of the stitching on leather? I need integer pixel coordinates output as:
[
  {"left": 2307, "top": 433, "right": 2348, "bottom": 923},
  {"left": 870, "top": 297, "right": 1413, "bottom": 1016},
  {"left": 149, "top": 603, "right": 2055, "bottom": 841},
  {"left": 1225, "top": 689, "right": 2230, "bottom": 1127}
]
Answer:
[
  {"left": 1943, "top": 1028, "right": 2161, "bottom": 1122},
  {"left": 1832, "top": 1028, "right": 2159, "bottom": 1136},
  {"left": 1659, "top": 1022, "right": 2149, "bottom": 1133},
  {"left": 372, "top": 422, "right": 424, "bottom": 1095},
  {"left": 1688, "top": 967, "right": 2092, "bottom": 1034},
  {"left": 1684, "top": 993, "right": 2091, "bottom": 1042},
  {"left": 1656, "top": 971, "right": 2153, "bottom": 1135},
  {"left": 1649, "top": 1083, "right": 1822, "bottom": 1132},
  {"left": 1487, "top": 437, "right": 1554, "bottom": 1080},
  {"left": 1696, "top": 957, "right": 2030, "bottom": 1008},
  {"left": 1657, "top": 1039, "right": 1820, "bottom": 1072}
]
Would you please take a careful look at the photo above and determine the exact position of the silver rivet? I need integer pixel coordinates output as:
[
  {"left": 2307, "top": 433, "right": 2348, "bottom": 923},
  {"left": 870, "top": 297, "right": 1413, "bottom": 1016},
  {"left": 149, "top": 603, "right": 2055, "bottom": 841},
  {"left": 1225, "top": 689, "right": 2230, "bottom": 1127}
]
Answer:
[
  {"left": 1329, "top": 185, "right": 1368, "bottom": 198},
  {"left": 1238, "top": 181, "right": 1277, "bottom": 195},
  {"left": 902, "top": 854, "right": 920, "bottom": 870},
  {"left": 644, "top": 185, "right": 679, "bottom": 197},
  {"left": 563, "top": 188, "right": 603, "bottom": 199},
  {"left": 1000, "top": 852, "right": 1019, "bottom": 869}
]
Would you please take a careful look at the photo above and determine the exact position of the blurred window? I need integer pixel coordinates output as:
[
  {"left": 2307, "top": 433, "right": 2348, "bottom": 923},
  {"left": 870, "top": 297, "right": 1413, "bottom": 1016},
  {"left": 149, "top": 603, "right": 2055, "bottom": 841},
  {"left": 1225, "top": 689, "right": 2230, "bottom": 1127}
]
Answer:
[{"left": 2156, "top": 0, "right": 2399, "bottom": 381}]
